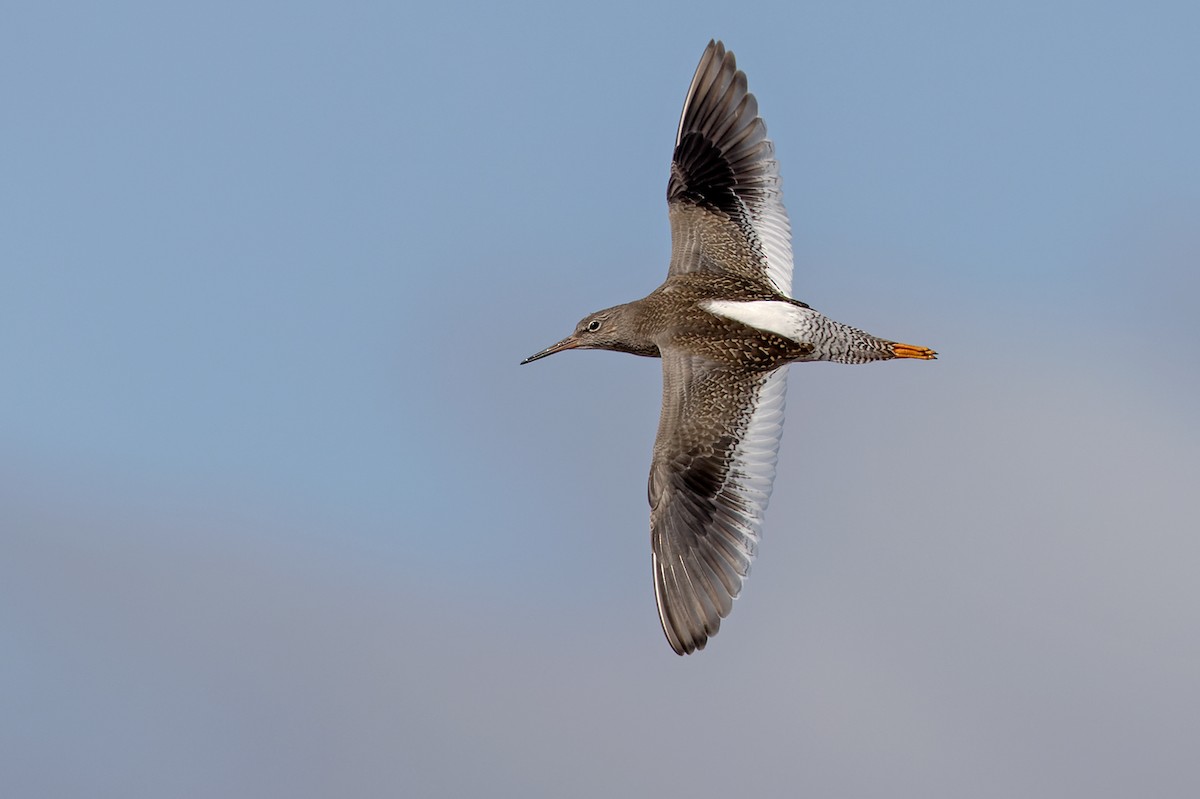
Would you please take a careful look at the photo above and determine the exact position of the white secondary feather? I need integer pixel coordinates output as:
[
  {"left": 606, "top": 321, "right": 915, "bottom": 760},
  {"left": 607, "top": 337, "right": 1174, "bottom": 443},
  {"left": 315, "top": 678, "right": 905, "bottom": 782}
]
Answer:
[{"left": 745, "top": 177, "right": 793, "bottom": 297}]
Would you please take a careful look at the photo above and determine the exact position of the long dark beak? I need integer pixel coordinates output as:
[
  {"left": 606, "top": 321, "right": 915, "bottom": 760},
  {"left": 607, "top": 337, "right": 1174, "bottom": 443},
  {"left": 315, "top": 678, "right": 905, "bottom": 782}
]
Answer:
[{"left": 520, "top": 335, "right": 580, "bottom": 365}]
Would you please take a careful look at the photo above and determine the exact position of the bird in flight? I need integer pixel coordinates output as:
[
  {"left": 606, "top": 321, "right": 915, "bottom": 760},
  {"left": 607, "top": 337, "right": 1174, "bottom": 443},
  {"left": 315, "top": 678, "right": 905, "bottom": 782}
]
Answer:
[{"left": 522, "top": 41, "right": 936, "bottom": 654}]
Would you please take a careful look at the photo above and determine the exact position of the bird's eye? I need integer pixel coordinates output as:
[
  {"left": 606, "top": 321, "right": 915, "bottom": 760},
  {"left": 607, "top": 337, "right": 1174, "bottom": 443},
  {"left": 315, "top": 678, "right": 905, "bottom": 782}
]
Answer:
[{"left": 586, "top": 319, "right": 602, "bottom": 332}]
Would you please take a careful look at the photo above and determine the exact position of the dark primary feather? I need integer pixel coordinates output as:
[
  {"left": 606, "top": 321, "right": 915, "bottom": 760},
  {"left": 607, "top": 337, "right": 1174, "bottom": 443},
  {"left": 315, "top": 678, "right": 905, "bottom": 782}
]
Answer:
[{"left": 667, "top": 40, "right": 793, "bottom": 296}]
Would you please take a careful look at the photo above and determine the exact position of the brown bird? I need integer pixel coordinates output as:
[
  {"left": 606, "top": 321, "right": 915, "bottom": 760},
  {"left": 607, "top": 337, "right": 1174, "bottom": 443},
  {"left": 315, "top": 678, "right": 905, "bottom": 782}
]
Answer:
[{"left": 522, "top": 40, "right": 936, "bottom": 655}]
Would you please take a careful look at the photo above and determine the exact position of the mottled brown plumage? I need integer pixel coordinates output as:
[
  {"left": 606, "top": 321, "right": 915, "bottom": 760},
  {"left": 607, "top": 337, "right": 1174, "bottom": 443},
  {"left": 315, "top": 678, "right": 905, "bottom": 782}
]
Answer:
[{"left": 522, "top": 41, "right": 936, "bottom": 654}]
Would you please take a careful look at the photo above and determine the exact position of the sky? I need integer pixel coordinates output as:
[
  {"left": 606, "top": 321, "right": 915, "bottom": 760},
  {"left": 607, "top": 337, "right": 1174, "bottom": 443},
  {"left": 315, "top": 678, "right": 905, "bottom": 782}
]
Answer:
[{"left": 4, "top": 1, "right": 1200, "bottom": 796}]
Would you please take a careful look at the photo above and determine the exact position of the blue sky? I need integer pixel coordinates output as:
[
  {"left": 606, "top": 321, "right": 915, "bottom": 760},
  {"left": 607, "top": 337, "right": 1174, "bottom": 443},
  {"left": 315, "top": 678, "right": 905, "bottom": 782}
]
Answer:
[{"left": 4, "top": 1, "right": 1199, "bottom": 796}]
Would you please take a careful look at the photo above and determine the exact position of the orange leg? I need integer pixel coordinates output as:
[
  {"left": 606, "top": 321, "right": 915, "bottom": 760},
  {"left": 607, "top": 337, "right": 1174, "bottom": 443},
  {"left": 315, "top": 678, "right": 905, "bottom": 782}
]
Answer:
[{"left": 892, "top": 342, "right": 938, "bottom": 360}]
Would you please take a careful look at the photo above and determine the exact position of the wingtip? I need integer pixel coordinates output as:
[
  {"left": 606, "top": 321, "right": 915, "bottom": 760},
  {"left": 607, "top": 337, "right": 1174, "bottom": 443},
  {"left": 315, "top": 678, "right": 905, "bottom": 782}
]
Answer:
[{"left": 666, "top": 630, "right": 707, "bottom": 656}]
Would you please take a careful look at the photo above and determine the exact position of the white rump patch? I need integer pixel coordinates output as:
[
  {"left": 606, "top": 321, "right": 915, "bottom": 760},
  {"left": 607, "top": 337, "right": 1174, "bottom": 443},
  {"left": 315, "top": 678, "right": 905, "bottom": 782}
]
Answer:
[{"left": 701, "top": 300, "right": 817, "bottom": 344}]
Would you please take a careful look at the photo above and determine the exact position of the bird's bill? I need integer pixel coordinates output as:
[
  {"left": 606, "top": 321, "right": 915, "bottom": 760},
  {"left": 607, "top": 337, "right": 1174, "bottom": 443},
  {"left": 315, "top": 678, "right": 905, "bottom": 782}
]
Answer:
[{"left": 520, "top": 335, "right": 581, "bottom": 365}]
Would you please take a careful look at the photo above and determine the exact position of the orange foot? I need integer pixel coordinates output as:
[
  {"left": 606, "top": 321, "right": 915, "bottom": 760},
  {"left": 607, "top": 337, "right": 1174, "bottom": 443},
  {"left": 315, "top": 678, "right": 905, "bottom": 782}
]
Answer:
[{"left": 892, "top": 342, "right": 938, "bottom": 360}]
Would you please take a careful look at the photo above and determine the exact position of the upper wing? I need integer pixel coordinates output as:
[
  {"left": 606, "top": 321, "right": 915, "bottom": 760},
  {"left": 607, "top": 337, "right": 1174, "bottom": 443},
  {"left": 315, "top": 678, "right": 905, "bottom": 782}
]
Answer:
[
  {"left": 667, "top": 40, "right": 794, "bottom": 296},
  {"left": 649, "top": 349, "right": 788, "bottom": 654}
]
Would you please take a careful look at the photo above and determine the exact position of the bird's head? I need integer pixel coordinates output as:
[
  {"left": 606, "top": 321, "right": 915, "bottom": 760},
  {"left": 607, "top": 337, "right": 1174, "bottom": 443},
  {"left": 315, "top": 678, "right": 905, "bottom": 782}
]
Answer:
[{"left": 520, "top": 305, "right": 656, "bottom": 364}]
